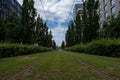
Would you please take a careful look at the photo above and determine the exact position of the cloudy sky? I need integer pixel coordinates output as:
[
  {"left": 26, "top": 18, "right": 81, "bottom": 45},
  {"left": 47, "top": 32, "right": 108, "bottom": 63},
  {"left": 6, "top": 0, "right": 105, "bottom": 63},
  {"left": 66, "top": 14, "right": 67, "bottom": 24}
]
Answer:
[{"left": 17, "top": 0, "right": 82, "bottom": 46}]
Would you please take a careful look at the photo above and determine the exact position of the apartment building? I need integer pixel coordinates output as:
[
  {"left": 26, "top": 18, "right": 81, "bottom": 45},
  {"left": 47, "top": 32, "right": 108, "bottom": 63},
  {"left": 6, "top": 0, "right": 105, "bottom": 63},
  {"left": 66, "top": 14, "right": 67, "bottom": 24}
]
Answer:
[
  {"left": 73, "top": 4, "right": 83, "bottom": 19},
  {"left": 0, "top": 0, "right": 22, "bottom": 20},
  {"left": 98, "top": 0, "right": 120, "bottom": 27}
]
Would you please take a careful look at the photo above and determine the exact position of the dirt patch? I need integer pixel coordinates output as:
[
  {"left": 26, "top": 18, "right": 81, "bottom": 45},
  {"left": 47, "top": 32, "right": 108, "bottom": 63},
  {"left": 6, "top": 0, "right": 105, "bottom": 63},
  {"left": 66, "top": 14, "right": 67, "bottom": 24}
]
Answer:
[{"left": 17, "top": 57, "right": 36, "bottom": 61}]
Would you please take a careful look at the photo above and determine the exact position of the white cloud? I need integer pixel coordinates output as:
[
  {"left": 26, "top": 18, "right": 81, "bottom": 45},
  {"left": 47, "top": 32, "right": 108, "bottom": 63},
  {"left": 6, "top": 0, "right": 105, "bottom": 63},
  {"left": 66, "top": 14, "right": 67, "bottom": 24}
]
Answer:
[
  {"left": 50, "top": 24, "right": 67, "bottom": 46},
  {"left": 17, "top": 0, "right": 82, "bottom": 46}
]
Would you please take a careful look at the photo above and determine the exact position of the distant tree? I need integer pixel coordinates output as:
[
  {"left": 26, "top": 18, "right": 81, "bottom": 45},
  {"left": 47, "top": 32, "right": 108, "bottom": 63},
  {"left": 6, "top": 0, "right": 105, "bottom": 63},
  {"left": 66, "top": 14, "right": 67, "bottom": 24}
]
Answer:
[
  {"left": 66, "top": 21, "right": 76, "bottom": 47},
  {"left": 107, "top": 14, "right": 120, "bottom": 38},
  {"left": 47, "top": 30, "right": 52, "bottom": 47},
  {"left": 35, "top": 15, "right": 53, "bottom": 47},
  {"left": 74, "top": 12, "right": 83, "bottom": 44},
  {"left": 61, "top": 41, "right": 65, "bottom": 49},
  {"left": 35, "top": 15, "right": 43, "bottom": 45},
  {"left": 0, "top": 0, "right": 2, "bottom": 3},
  {"left": 52, "top": 40, "right": 56, "bottom": 49}
]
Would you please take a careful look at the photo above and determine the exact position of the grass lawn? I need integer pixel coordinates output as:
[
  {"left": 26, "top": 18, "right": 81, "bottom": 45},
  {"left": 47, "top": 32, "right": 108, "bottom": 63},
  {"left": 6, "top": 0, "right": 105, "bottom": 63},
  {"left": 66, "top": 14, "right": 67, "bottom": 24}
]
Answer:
[
  {"left": 65, "top": 51, "right": 120, "bottom": 79},
  {"left": 0, "top": 51, "right": 120, "bottom": 80},
  {"left": 0, "top": 52, "right": 52, "bottom": 79},
  {"left": 16, "top": 51, "right": 105, "bottom": 80}
]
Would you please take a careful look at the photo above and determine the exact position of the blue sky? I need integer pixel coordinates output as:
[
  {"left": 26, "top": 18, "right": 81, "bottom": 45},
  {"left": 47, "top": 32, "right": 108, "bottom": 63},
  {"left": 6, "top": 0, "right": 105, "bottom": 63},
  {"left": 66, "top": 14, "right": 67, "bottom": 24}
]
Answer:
[{"left": 17, "top": 0, "right": 82, "bottom": 46}]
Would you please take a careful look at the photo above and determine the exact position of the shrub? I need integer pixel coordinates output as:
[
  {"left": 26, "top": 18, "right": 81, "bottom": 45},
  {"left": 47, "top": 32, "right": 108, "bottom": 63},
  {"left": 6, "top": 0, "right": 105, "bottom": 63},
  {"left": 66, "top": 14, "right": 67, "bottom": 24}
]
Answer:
[
  {"left": 65, "top": 44, "right": 86, "bottom": 53},
  {"left": 65, "top": 39, "right": 120, "bottom": 57},
  {"left": 0, "top": 43, "right": 52, "bottom": 58},
  {"left": 86, "top": 39, "right": 120, "bottom": 57}
]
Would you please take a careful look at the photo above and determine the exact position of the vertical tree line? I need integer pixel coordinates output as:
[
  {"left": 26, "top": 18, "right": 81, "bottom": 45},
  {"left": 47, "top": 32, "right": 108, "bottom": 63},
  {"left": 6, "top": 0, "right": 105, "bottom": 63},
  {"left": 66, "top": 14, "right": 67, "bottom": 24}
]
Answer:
[
  {"left": 21, "top": 0, "right": 36, "bottom": 44},
  {"left": 0, "top": 0, "right": 55, "bottom": 48},
  {"left": 65, "top": 0, "right": 99, "bottom": 47},
  {"left": 35, "top": 15, "right": 53, "bottom": 47},
  {"left": 100, "top": 14, "right": 120, "bottom": 39},
  {"left": 65, "top": 0, "right": 120, "bottom": 47}
]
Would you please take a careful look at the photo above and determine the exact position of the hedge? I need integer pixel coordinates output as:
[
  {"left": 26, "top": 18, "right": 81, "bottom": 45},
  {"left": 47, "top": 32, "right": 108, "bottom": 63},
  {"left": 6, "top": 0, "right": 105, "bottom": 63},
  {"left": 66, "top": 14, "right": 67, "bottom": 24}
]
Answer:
[
  {"left": 86, "top": 39, "right": 120, "bottom": 57},
  {"left": 0, "top": 43, "right": 52, "bottom": 58},
  {"left": 65, "top": 44, "right": 86, "bottom": 53},
  {"left": 65, "top": 39, "right": 120, "bottom": 57}
]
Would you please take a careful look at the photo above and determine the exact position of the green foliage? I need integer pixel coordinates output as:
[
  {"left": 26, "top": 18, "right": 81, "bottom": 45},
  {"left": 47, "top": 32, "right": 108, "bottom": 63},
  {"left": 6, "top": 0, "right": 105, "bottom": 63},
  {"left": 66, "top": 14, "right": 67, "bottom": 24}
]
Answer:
[
  {"left": 0, "top": 18, "right": 5, "bottom": 42},
  {"left": 66, "top": 21, "right": 76, "bottom": 47},
  {"left": 0, "top": 0, "right": 2, "bottom": 3},
  {"left": 66, "top": 0, "right": 99, "bottom": 47},
  {"left": 52, "top": 40, "right": 56, "bottom": 49},
  {"left": 35, "top": 15, "right": 53, "bottom": 47},
  {"left": 65, "top": 39, "right": 120, "bottom": 57},
  {"left": 21, "top": 0, "right": 37, "bottom": 44},
  {"left": 74, "top": 12, "right": 83, "bottom": 44},
  {"left": 82, "top": 0, "right": 99, "bottom": 43},
  {"left": 0, "top": 0, "right": 54, "bottom": 48},
  {"left": 61, "top": 41, "right": 65, "bottom": 49},
  {"left": 0, "top": 43, "right": 52, "bottom": 58},
  {"left": 100, "top": 14, "right": 120, "bottom": 39},
  {"left": 5, "top": 13, "right": 21, "bottom": 43},
  {"left": 65, "top": 44, "right": 86, "bottom": 53}
]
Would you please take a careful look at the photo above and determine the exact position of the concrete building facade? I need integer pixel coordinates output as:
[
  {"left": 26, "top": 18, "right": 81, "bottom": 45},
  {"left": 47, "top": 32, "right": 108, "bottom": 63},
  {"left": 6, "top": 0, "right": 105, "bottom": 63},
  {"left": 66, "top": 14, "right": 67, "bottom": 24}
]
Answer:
[
  {"left": 73, "top": 4, "right": 83, "bottom": 19},
  {"left": 0, "top": 0, "right": 22, "bottom": 20},
  {"left": 98, "top": 0, "right": 120, "bottom": 27}
]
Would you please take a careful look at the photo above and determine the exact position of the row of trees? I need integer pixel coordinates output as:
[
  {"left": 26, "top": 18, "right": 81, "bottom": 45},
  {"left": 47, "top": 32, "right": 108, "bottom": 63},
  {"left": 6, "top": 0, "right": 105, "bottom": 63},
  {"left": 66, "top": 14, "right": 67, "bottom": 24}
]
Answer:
[
  {"left": 100, "top": 14, "right": 120, "bottom": 39},
  {"left": 66, "top": 0, "right": 120, "bottom": 47},
  {"left": 0, "top": 0, "right": 56, "bottom": 48},
  {"left": 66, "top": 0, "right": 99, "bottom": 47}
]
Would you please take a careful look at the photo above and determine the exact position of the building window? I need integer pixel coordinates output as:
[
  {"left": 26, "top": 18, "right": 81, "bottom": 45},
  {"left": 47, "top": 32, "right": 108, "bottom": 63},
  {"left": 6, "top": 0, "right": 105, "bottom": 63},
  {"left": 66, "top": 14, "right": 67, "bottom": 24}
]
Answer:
[
  {"left": 105, "top": 13, "right": 108, "bottom": 18},
  {"left": 103, "top": 0, "right": 107, "bottom": 4},
  {"left": 99, "top": 10, "right": 102, "bottom": 15},
  {"left": 104, "top": 5, "right": 108, "bottom": 11},
  {"left": 100, "top": 17, "right": 102, "bottom": 22},
  {"left": 99, "top": 3, "right": 101, "bottom": 9},
  {"left": 111, "top": 0, "right": 115, "bottom": 6},
  {"left": 111, "top": 7, "right": 116, "bottom": 14}
]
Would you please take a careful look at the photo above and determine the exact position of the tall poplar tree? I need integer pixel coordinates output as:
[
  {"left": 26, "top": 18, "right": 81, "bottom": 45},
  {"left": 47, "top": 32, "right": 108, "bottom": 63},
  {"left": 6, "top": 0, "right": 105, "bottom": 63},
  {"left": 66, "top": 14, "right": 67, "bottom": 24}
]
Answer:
[
  {"left": 66, "top": 21, "right": 76, "bottom": 47},
  {"left": 0, "top": 18, "right": 5, "bottom": 42},
  {"left": 82, "top": 0, "right": 99, "bottom": 43},
  {"left": 52, "top": 40, "right": 56, "bottom": 49},
  {"left": 5, "top": 13, "right": 21, "bottom": 43},
  {"left": 61, "top": 41, "right": 65, "bottom": 49},
  {"left": 75, "top": 12, "right": 83, "bottom": 44},
  {"left": 21, "top": 0, "right": 36, "bottom": 44},
  {"left": 35, "top": 15, "right": 53, "bottom": 47},
  {"left": 0, "top": 0, "right": 2, "bottom": 3}
]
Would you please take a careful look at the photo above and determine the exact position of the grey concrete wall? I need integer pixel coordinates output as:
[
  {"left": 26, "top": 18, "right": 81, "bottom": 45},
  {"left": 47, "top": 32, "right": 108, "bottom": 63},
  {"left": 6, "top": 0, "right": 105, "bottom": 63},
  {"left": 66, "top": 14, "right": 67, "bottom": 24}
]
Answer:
[{"left": 98, "top": 0, "right": 120, "bottom": 27}]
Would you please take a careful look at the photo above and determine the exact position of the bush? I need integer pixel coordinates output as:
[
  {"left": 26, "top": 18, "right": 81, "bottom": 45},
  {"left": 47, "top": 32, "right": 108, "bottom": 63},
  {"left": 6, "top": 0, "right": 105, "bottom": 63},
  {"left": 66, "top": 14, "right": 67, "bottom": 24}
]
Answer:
[
  {"left": 65, "top": 39, "right": 120, "bottom": 57},
  {"left": 0, "top": 43, "right": 52, "bottom": 58},
  {"left": 65, "top": 44, "right": 86, "bottom": 53},
  {"left": 86, "top": 39, "right": 120, "bottom": 57}
]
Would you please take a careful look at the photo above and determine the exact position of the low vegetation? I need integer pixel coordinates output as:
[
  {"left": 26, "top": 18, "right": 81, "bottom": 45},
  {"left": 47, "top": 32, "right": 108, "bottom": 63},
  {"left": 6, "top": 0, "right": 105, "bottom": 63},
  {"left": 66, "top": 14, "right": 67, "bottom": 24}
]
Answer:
[
  {"left": 15, "top": 51, "right": 106, "bottom": 80},
  {"left": 66, "top": 51, "right": 120, "bottom": 79},
  {"left": 0, "top": 43, "right": 52, "bottom": 58},
  {"left": 65, "top": 39, "right": 120, "bottom": 57},
  {"left": 0, "top": 52, "right": 52, "bottom": 79},
  {"left": 1, "top": 51, "right": 120, "bottom": 79}
]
